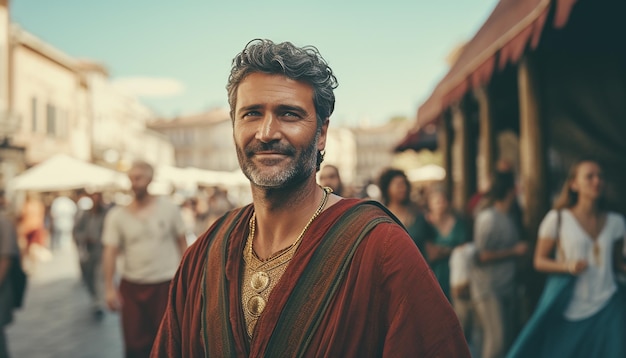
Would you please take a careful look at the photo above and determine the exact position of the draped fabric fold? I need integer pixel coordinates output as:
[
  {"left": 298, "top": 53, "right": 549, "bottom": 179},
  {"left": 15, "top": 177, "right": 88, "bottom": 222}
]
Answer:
[{"left": 151, "top": 199, "right": 471, "bottom": 357}]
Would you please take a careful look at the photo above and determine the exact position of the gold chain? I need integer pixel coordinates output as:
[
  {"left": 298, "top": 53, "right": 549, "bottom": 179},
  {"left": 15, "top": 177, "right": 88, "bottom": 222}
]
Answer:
[
  {"left": 241, "top": 186, "right": 332, "bottom": 338},
  {"left": 246, "top": 186, "right": 332, "bottom": 267}
]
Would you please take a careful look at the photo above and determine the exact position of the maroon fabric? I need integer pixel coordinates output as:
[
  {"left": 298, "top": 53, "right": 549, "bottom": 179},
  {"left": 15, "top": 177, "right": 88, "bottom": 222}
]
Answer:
[
  {"left": 120, "top": 279, "right": 170, "bottom": 358},
  {"left": 152, "top": 199, "right": 470, "bottom": 357},
  {"left": 25, "top": 228, "right": 46, "bottom": 247}
]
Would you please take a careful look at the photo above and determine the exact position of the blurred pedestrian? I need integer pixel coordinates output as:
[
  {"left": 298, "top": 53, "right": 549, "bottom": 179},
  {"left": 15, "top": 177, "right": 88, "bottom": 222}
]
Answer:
[
  {"left": 450, "top": 241, "right": 478, "bottom": 343},
  {"left": 508, "top": 159, "right": 626, "bottom": 357},
  {"left": 192, "top": 195, "right": 211, "bottom": 237},
  {"left": 17, "top": 192, "right": 49, "bottom": 274},
  {"left": 467, "top": 159, "right": 514, "bottom": 219},
  {"left": 379, "top": 168, "right": 414, "bottom": 225},
  {"left": 0, "top": 190, "right": 24, "bottom": 358},
  {"left": 378, "top": 168, "right": 435, "bottom": 252},
  {"left": 73, "top": 191, "right": 109, "bottom": 319},
  {"left": 179, "top": 198, "right": 197, "bottom": 246},
  {"left": 102, "top": 160, "right": 187, "bottom": 358},
  {"left": 318, "top": 164, "right": 344, "bottom": 196},
  {"left": 206, "top": 187, "right": 234, "bottom": 228},
  {"left": 424, "top": 187, "right": 468, "bottom": 300},
  {"left": 50, "top": 194, "right": 77, "bottom": 251},
  {"left": 471, "top": 171, "right": 528, "bottom": 358}
]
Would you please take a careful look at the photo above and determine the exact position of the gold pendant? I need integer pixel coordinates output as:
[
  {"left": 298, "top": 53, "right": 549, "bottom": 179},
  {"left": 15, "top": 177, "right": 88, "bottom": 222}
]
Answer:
[
  {"left": 247, "top": 295, "right": 266, "bottom": 317},
  {"left": 250, "top": 271, "right": 270, "bottom": 292}
]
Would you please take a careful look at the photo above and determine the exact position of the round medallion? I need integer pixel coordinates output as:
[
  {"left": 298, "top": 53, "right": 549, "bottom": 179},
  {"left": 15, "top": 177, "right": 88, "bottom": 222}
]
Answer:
[
  {"left": 250, "top": 271, "right": 270, "bottom": 292},
  {"left": 247, "top": 295, "right": 266, "bottom": 317}
]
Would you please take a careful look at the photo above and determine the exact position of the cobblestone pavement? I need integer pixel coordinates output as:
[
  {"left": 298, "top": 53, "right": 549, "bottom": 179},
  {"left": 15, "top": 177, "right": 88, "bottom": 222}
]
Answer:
[{"left": 6, "top": 244, "right": 124, "bottom": 358}]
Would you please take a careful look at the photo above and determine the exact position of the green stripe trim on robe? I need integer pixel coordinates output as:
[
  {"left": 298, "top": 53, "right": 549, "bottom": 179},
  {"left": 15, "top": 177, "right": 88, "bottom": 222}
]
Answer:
[
  {"left": 201, "top": 207, "right": 249, "bottom": 357},
  {"left": 265, "top": 201, "right": 400, "bottom": 357}
]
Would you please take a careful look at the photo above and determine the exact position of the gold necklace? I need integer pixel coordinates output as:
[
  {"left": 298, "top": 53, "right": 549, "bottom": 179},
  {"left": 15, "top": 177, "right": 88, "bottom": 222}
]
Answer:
[
  {"left": 246, "top": 186, "right": 331, "bottom": 265},
  {"left": 241, "top": 186, "right": 332, "bottom": 337}
]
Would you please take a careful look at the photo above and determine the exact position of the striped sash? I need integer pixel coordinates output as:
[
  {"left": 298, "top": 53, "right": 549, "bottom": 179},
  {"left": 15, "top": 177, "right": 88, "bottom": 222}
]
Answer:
[
  {"left": 203, "top": 201, "right": 401, "bottom": 357},
  {"left": 265, "top": 201, "right": 398, "bottom": 357},
  {"left": 202, "top": 206, "right": 249, "bottom": 357}
]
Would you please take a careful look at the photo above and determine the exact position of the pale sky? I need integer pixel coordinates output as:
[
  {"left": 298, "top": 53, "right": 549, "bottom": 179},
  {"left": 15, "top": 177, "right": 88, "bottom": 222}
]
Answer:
[{"left": 11, "top": 0, "right": 498, "bottom": 126}]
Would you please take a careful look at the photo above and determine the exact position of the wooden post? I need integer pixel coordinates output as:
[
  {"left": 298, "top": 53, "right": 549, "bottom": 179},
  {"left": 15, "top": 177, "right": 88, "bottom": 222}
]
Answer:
[
  {"left": 474, "top": 86, "right": 495, "bottom": 191},
  {"left": 518, "top": 55, "right": 550, "bottom": 237},
  {"left": 439, "top": 111, "right": 453, "bottom": 197},
  {"left": 518, "top": 54, "right": 550, "bottom": 313},
  {"left": 451, "top": 103, "right": 470, "bottom": 212}
]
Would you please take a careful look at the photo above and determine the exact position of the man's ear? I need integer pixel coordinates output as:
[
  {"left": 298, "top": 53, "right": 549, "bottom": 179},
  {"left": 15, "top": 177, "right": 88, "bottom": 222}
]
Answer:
[{"left": 318, "top": 118, "right": 330, "bottom": 151}]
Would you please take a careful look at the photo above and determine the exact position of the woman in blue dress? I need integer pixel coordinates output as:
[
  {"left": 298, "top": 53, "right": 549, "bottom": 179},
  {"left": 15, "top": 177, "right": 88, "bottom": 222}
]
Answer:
[{"left": 508, "top": 159, "right": 626, "bottom": 357}]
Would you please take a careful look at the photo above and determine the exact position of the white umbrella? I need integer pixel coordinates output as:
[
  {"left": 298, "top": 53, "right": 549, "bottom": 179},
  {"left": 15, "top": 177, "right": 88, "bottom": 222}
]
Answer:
[
  {"left": 9, "top": 154, "right": 129, "bottom": 192},
  {"left": 406, "top": 164, "right": 446, "bottom": 182}
]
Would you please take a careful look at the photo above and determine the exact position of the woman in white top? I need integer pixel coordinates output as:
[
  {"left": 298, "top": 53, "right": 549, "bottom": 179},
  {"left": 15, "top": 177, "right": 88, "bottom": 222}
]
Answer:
[{"left": 508, "top": 159, "right": 626, "bottom": 357}]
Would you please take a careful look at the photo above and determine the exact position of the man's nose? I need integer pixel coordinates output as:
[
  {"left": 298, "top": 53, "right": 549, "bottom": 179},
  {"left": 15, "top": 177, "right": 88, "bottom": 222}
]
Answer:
[{"left": 256, "top": 113, "right": 282, "bottom": 143}]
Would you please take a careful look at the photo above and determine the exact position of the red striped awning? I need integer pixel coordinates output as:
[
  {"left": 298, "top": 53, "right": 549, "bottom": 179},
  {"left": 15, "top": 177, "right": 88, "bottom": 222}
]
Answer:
[
  {"left": 394, "top": 122, "right": 438, "bottom": 153},
  {"left": 416, "top": 0, "right": 578, "bottom": 127}
]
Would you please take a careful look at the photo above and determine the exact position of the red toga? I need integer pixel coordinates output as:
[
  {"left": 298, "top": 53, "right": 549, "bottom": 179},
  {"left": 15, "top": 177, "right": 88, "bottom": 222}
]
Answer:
[{"left": 152, "top": 199, "right": 470, "bottom": 357}]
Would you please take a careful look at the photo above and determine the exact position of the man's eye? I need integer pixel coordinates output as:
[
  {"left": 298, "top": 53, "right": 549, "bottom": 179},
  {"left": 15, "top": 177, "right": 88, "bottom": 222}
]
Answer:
[
  {"left": 243, "top": 111, "right": 261, "bottom": 118},
  {"left": 283, "top": 112, "right": 300, "bottom": 118}
]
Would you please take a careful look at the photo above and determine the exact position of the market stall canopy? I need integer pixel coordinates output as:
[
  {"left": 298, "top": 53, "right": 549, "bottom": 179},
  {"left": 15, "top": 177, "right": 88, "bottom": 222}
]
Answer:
[
  {"left": 8, "top": 154, "right": 129, "bottom": 192},
  {"left": 394, "top": 122, "right": 438, "bottom": 152},
  {"left": 406, "top": 164, "right": 446, "bottom": 183},
  {"left": 417, "top": 0, "right": 577, "bottom": 127}
]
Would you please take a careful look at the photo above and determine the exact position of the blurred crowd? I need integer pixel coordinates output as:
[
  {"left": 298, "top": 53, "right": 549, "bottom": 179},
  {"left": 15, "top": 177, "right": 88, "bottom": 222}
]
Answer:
[
  {"left": 7, "top": 184, "right": 237, "bottom": 277},
  {"left": 351, "top": 157, "right": 626, "bottom": 358},
  {"left": 1, "top": 157, "right": 625, "bottom": 358},
  {"left": 0, "top": 161, "right": 239, "bottom": 357}
]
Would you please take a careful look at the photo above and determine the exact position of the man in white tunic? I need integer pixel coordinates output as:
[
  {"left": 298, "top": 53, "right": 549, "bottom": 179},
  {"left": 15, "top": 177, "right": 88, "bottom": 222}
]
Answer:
[{"left": 102, "top": 160, "right": 187, "bottom": 358}]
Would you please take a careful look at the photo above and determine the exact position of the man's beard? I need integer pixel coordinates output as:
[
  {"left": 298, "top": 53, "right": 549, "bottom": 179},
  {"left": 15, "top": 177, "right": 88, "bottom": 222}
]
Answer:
[{"left": 236, "top": 131, "right": 319, "bottom": 189}]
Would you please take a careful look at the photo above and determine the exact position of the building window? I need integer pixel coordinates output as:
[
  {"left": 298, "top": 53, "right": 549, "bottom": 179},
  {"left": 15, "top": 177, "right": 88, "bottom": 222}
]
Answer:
[
  {"left": 57, "top": 110, "right": 68, "bottom": 138},
  {"left": 46, "top": 103, "right": 56, "bottom": 136},
  {"left": 31, "top": 97, "right": 37, "bottom": 132}
]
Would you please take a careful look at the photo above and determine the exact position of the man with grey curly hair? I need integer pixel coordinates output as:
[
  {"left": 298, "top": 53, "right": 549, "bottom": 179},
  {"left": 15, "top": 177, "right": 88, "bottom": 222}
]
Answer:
[
  {"left": 152, "top": 39, "right": 469, "bottom": 357},
  {"left": 227, "top": 39, "right": 337, "bottom": 173}
]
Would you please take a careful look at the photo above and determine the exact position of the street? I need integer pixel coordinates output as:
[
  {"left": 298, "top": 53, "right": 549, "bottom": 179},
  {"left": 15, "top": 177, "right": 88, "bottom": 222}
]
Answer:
[{"left": 6, "top": 244, "right": 124, "bottom": 358}]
